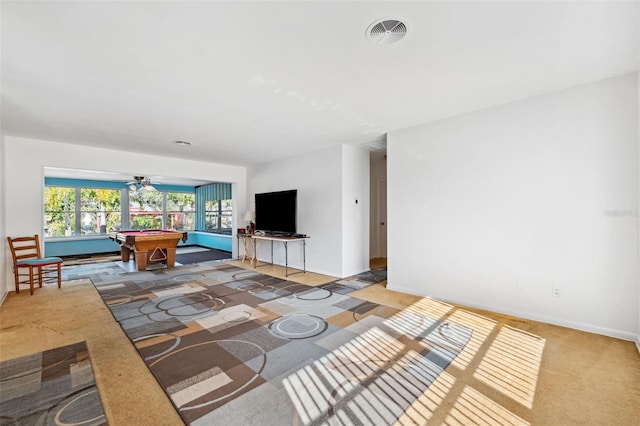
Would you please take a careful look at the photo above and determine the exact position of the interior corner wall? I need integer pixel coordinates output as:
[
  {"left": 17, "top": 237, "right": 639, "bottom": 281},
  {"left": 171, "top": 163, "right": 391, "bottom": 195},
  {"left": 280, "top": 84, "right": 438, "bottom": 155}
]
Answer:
[
  {"left": 387, "top": 72, "right": 639, "bottom": 340},
  {"left": 0, "top": 135, "right": 7, "bottom": 303},
  {"left": 341, "top": 144, "right": 370, "bottom": 277},
  {"left": 247, "top": 146, "right": 344, "bottom": 277},
  {"left": 247, "top": 144, "right": 370, "bottom": 278},
  {"left": 2, "top": 136, "right": 247, "bottom": 295},
  {"left": 637, "top": 5, "right": 640, "bottom": 355}
]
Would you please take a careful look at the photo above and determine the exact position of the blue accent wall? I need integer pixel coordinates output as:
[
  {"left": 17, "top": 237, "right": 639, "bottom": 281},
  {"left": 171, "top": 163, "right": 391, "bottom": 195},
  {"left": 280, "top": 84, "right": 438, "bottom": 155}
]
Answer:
[
  {"left": 45, "top": 238, "right": 122, "bottom": 256},
  {"left": 187, "top": 232, "right": 232, "bottom": 252},
  {"left": 45, "top": 177, "right": 194, "bottom": 193},
  {"left": 45, "top": 232, "right": 231, "bottom": 256}
]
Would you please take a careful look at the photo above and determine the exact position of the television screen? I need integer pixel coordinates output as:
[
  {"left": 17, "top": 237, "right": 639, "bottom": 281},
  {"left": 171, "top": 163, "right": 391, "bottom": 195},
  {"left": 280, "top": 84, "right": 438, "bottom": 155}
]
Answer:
[{"left": 255, "top": 190, "right": 297, "bottom": 235}]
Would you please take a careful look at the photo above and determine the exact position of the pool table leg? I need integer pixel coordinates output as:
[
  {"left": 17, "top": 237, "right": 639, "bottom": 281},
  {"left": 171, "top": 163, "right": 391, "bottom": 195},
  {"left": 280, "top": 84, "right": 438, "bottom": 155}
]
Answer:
[
  {"left": 166, "top": 248, "right": 177, "bottom": 267},
  {"left": 136, "top": 251, "right": 149, "bottom": 271},
  {"left": 121, "top": 246, "right": 132, "bottom": 262}
]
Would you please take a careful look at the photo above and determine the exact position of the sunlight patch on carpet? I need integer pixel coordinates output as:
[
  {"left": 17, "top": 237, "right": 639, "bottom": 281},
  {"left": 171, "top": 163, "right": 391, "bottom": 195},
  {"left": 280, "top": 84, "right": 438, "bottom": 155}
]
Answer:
[
  {"left": 473, "top": 326, "right": 545, "bottom": 409},
  {"left": 84, "top": 261, "right": 469, "bottom": 424}
]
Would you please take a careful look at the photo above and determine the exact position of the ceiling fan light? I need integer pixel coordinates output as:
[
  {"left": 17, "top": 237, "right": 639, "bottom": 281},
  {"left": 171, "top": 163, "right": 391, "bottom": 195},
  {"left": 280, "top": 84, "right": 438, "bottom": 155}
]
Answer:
[
  {"left": 139, "top": 184, "right": 156, "bottom": 192},
  {"left": 127, "top": 176, "right": 157, "bottom": 192}
]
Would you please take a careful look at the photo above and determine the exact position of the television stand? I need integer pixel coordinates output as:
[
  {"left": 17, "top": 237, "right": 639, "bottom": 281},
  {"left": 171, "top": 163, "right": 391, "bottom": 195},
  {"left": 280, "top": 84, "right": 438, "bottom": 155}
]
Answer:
[{"left": 250, "top": 234, "right": 309, "bottom": 277}]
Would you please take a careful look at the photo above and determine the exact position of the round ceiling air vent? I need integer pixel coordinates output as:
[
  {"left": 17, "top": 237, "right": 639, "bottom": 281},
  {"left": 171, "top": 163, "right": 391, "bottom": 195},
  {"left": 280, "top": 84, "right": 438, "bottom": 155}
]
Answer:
[{"left": 367, "top": 19, "right": 407, "bottom": 44}]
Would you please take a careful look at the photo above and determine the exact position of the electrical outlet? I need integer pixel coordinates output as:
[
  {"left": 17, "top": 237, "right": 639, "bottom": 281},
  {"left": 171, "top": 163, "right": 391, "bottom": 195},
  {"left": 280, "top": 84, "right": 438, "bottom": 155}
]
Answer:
[{"left": 552, "top": 286, "right": 561, "bottom": 298}]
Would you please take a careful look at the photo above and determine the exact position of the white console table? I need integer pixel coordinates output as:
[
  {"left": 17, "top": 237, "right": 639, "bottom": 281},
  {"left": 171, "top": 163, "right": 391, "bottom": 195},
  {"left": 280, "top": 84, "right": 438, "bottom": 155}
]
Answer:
[{"left": 250, "top": 234, "right": 309, "bottom": 277}]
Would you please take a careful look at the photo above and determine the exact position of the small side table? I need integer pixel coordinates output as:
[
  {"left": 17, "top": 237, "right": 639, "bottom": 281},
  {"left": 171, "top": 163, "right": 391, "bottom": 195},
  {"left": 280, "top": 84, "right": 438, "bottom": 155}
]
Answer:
[{"left": 237, "top": 234, "right": 258, "bottom": 265}]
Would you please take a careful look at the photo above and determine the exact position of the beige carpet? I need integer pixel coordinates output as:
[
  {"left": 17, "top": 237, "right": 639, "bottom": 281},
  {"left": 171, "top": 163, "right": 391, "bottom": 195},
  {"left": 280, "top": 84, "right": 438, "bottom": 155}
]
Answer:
[{"left": 1, "top": 261, "right": 638, "bottom": 425}]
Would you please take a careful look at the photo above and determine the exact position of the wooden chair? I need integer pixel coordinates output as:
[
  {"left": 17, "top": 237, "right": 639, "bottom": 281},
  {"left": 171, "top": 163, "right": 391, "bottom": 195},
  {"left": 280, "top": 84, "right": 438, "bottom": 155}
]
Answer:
[{"left": 6, "top": 235, "right": 63, "bottom": 295}]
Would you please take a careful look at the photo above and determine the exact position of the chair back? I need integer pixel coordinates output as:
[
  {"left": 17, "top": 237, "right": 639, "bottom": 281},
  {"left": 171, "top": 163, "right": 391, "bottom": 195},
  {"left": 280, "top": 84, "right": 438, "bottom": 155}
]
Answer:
[{"left": 7, "top": 235, "right": 43, "bottom": 266}]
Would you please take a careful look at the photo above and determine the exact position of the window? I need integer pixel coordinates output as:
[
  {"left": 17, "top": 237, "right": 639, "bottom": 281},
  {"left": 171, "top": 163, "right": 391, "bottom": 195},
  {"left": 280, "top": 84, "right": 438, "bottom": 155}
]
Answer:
[
  {"left": 44, "top": 187, "right": 121, "bottom": 237},
  {"left": 205, "top": 201, "right": 219, "bottom": 231},
  {"left": 205, "top": 199, "right": 232, "bottom": 233},
  {"left": 220, "top": 199, "right": 233, "bottom": 229},
  {"left": 166, "top": 193, "right": 195, "bottom": 231},
  {"left": 129, "top": 191, "right": 163, "bottom": 230},
  {"left": 44, "top": 187, "right": 76, "bottom": 237},
  {"left": 44, "top": 180, "right": 201, "bottom": 238},
  {"left": 195, "top": 183, "right": 233, "bottom": 234},
  {"left": 81, "top": 189, "right": 122, "bottom": 235}
]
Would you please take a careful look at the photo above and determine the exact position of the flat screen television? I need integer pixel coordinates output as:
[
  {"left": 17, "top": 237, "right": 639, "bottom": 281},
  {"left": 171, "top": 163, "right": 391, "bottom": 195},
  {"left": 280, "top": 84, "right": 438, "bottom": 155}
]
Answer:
[{"left": 255, "top": 189, "right": 297, "bottom": 235}]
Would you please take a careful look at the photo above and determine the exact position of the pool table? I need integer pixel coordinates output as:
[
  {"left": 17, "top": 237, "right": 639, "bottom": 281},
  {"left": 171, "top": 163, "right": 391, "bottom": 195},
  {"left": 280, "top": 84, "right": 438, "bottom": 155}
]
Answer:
[{"left": 109, "top": 230, "right": 188, "bottom": 271}]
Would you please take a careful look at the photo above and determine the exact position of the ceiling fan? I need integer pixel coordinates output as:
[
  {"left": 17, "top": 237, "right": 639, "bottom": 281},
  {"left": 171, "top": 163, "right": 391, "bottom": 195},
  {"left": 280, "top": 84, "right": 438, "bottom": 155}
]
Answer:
[{"left": 126, "top": 176, "right": 157, "bottom": 192}]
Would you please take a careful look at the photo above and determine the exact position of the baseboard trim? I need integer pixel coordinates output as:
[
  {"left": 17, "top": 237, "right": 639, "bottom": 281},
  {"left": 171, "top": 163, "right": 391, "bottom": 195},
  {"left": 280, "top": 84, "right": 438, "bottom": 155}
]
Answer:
[
  {"left": 636, "top": 336, "right": 640, "bottom": 355},
  {"left": 0, "top": 290, "right": 7, "bottom": 306},
  {"left": 387, "top": 284, "right": 637, "bottom": 342}
]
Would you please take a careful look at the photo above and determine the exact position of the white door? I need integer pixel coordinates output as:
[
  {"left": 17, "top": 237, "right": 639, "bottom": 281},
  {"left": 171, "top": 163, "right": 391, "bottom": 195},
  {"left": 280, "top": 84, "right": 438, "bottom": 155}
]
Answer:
[{"left": 377, "top": 179, "right": 387, "bottom": 258}]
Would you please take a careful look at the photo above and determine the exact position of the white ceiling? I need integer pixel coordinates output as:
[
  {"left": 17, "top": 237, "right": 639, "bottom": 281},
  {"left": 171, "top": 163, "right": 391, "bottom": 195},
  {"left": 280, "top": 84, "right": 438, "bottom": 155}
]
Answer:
[{"left": 2, "top": 1, "right": 638, "bottom": 168}]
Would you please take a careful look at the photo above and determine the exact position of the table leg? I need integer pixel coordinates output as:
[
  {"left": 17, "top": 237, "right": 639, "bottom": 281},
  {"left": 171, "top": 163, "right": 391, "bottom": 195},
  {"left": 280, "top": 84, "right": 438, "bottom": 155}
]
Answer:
[
  {"left": 284, "top": 241, "right": 288, "bottom": 277},
  {"left": 253, "top": 238, "right": 257, "bottom": 268},
  {"left": 244, "top": 238, "right": 254, "bottom": 263},
  {"left": 253, "top": 239, "right": 259, "bottom": 266},
  {"left": 136, "top": 250, "right": 148, "bottom": 271},
  {"left": 121, "top": 246, "right": 131, "bottom": 262},
  {"left": 166, "top": 248, "right": 177, "bottom": 267}
]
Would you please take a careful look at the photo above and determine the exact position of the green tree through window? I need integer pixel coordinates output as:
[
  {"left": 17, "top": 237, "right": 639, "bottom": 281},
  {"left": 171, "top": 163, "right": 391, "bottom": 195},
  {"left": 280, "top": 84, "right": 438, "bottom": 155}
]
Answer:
[
  {"left": 167, "top": 193, "right": 195, "bottom": 231},
  {"left": 129, "top": 191, "right": 163, "bottom": 230},
  {"left": 205, "top": 199, "right": 232, "bottom": 233},
  {"left": 45, "top": 187, "right": 121, "bottom": 236},
  {"left": 44, "top": 187, "right": 76, "bottom": 237},
  {"left": 45, "top": 183, "right": 200, "bottom": 237}
]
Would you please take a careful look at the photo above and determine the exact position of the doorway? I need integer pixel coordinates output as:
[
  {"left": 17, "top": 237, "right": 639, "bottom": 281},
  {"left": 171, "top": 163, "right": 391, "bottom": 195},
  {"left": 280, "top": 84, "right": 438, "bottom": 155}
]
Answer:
[
  {"left": 370, "top": 151, "right": 387, "bottom": 269},
  {"left": 376, "top": 178, "right": 387, "bottom": 257}
]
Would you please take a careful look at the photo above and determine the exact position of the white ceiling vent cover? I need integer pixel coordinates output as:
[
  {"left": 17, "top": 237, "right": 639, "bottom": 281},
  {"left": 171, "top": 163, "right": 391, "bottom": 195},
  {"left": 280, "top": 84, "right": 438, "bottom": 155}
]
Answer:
[{"left": 367, "top": 19, "right": 407, "bottom": 44}]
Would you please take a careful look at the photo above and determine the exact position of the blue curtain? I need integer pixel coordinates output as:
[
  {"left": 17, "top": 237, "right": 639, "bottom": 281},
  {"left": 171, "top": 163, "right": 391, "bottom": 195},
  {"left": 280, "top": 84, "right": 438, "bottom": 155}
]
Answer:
[{"left": 195, "top": 183, "right": 232, "bottom": 230}]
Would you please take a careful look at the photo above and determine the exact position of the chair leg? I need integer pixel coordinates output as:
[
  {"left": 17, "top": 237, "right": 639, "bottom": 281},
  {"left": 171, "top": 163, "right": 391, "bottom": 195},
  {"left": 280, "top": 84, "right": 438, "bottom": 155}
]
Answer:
[
  {"left": 57, "top": 263, "right": 62, "bottom": 288},
  {"left": 29, "top": 267, "right": 35, "bottom": 296},
  {"left": 38, "top": 267, "right": 43, "bottom": 288},
  {"left": 14, "top": 269, "right": 19, "bottom": 293}
]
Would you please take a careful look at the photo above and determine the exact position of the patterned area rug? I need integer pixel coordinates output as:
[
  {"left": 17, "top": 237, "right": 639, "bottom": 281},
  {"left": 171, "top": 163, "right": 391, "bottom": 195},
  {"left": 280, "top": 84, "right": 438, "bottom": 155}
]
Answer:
[
  {"left": 0, "top": 341, "right": 107, "bottom": 425},
  {"left": 60, "top": 252, "right": 121, "bottom": 266},
  {"left": 175, "top": 248, "right": 231, "bottom": 264},
  {"left": 86, "top": 262, "right": 471, "bottom": 425}
]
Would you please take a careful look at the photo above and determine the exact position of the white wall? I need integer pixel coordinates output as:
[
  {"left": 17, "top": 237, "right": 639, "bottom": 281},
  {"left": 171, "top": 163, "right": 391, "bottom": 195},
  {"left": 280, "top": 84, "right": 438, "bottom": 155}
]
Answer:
[
  {"left": 387, "top": 73, "right": 639, "bottom": 340},
  {"left": 2, "top": 136, "right": 247, "bottom": 295},
  {"left": 247, "top": 144, "right": 370, "bottom": 278},
  {"left": 341, "top": 144, "right": 370, "bottom": 277}
]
